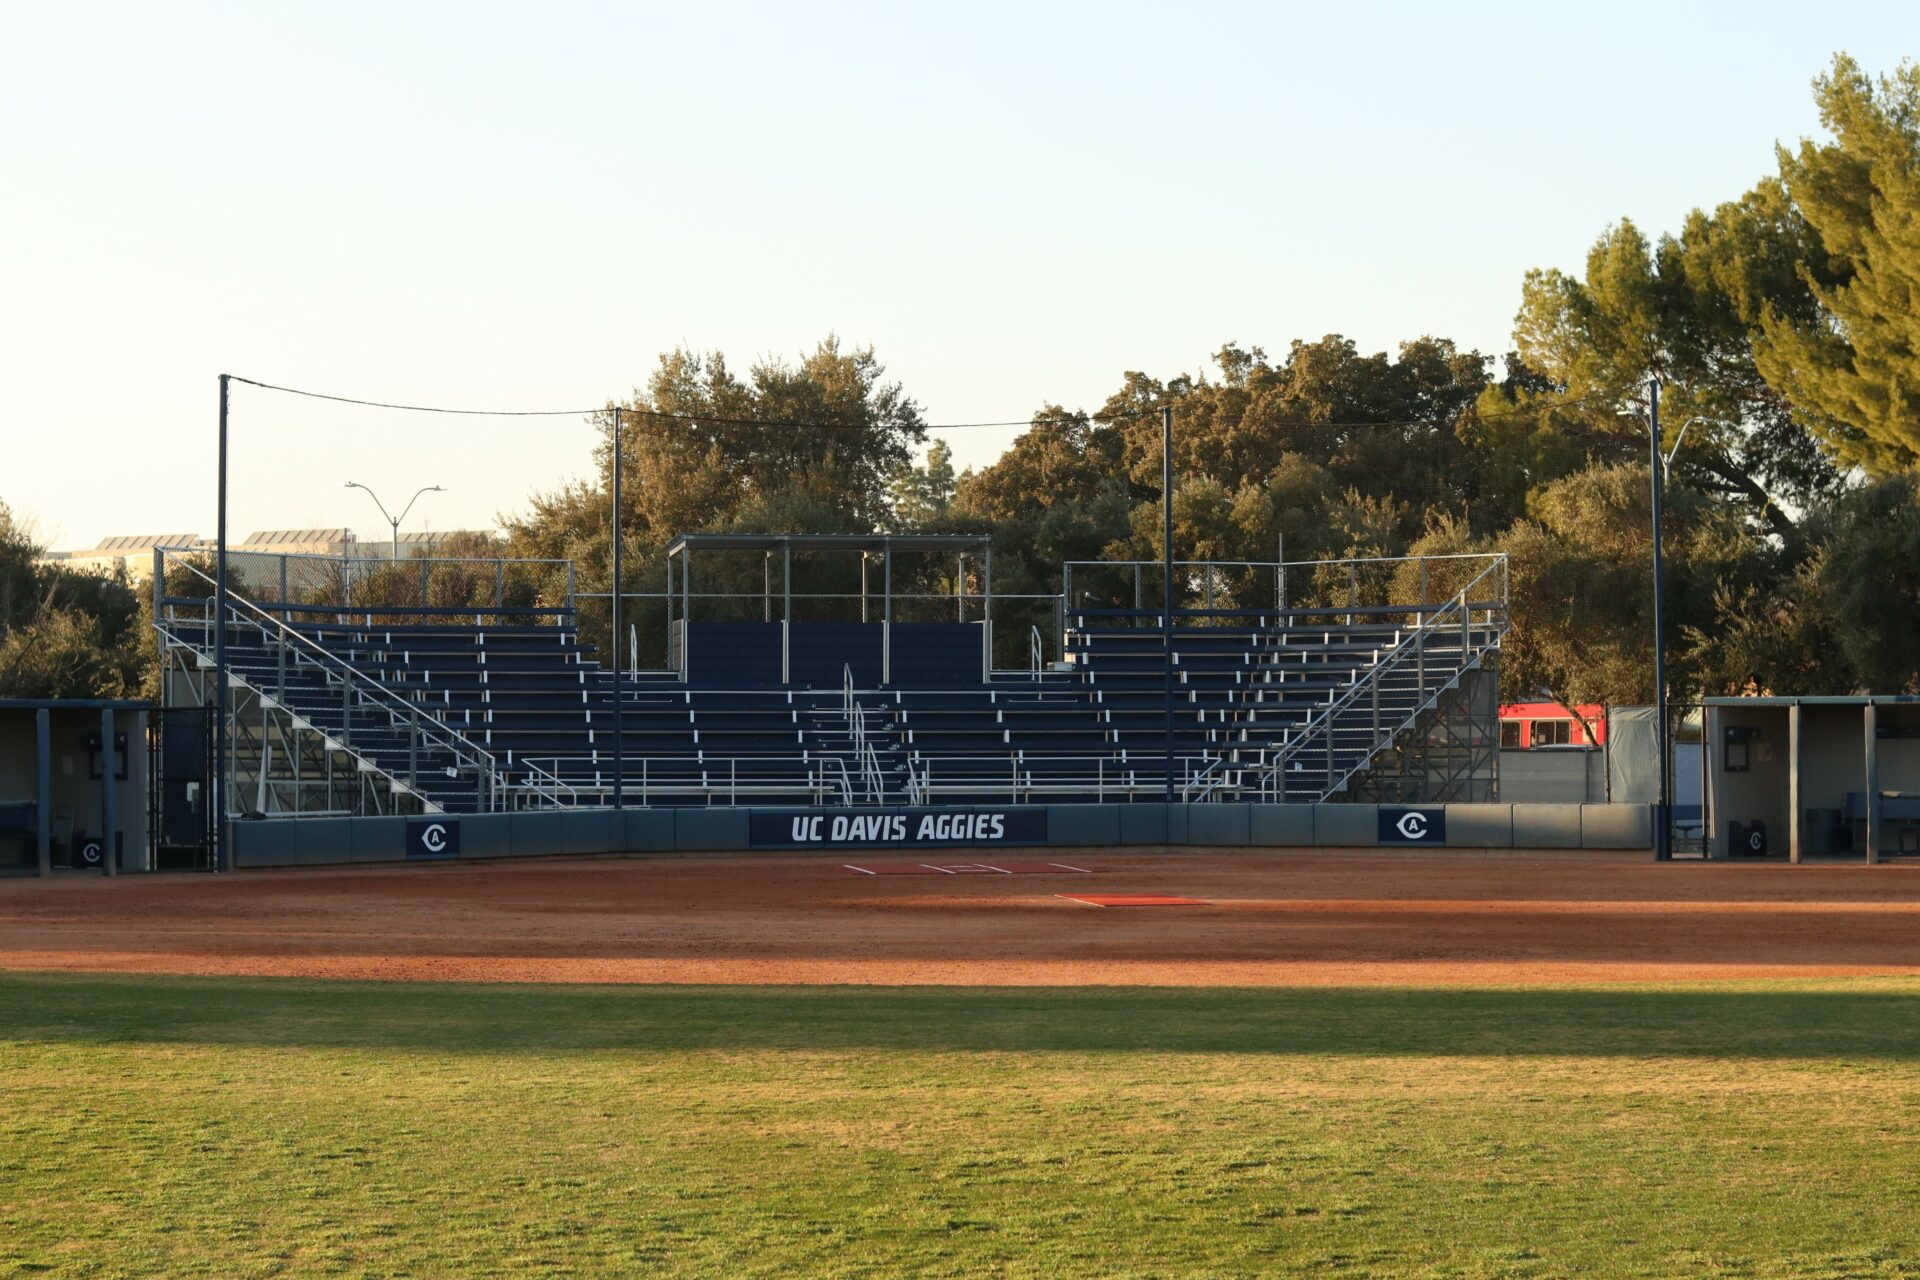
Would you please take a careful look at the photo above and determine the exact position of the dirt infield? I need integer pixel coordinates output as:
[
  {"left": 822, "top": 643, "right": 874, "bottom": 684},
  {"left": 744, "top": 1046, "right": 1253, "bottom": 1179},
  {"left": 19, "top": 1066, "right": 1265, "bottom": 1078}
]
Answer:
[{"left": 5, "top": 850, "right": 1920, "bottom": 986}]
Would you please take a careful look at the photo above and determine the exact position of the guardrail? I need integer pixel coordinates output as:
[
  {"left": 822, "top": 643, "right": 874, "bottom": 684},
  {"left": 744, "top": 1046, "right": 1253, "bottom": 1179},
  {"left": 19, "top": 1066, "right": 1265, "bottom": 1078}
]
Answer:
[
  {"left": 1253, "top": 555, "right": 1508, "bottom": 802},
  {"left": 514, "top": 754, "right": 856, "bottom": 807},
  {"left": 157, "top": 559, "right": 573, "bottom": 813}
]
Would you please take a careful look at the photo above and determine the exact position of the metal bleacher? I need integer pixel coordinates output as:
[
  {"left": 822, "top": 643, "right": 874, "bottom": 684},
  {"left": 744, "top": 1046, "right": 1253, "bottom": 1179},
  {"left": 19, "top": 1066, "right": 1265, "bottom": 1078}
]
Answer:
[{"left": 154, "top": 539, "right": 1507, "bottom": 817}]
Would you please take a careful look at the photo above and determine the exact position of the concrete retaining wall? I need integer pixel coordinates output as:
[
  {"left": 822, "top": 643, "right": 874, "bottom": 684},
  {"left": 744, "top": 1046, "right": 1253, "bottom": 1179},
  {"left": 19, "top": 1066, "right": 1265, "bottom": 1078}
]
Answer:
[{"left": 230, "top": 802, "right": 1657, "bottom": 868}]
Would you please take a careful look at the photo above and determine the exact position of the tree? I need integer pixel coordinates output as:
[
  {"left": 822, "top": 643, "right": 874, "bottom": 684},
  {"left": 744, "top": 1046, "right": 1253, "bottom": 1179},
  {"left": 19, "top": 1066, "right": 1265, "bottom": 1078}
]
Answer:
[
  {"left": 0, "top": 502, "right": 152, "bottom": 699},
  {"left": 1755, "top": 55, "right": 1920, "bottom": 474},
  {"left": 887, "top": 438, "right": 956, "bottom": 530},
  {"left": 1511, "top": 198, "right": 1838, "bottom": 541},
  {"left": 1704, "top": 475, "right": 1920, "bottom": 694},
  {"left": 1492, "top": 463, "right": 1765, "bottom": 707}
]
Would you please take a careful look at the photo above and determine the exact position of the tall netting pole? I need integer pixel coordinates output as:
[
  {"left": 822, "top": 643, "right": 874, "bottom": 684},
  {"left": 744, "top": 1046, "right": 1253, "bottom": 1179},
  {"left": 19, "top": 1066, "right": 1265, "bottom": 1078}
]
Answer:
[
  {"left": 1649, "top": 379, "right": 1671, "bottom": 860},
  {"left": 1163, "top": 405, "right": 1175, "bottom": 805},
  {"left": 214, "top": 374, "right": 230, "bottom": 871},
  {"left": 611, "top": 407, "right": 624, "bottom": 812}
]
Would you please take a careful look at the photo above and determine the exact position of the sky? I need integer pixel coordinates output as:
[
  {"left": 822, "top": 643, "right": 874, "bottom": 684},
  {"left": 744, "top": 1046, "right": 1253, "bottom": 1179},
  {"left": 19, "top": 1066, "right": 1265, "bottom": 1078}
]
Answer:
[{"left": 3, "top": 1, "right": 1914, "bottom": 549}]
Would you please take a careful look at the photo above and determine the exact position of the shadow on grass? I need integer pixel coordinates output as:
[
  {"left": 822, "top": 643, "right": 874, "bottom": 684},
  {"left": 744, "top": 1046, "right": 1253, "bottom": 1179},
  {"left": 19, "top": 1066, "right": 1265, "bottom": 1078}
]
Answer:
[{"left": 4, "top": 973, "right": 1920, "bottom": 1059}]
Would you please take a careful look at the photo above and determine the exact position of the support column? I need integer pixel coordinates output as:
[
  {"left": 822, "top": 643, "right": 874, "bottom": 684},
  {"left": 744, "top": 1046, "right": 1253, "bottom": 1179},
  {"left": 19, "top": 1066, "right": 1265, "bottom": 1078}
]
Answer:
[
  {"left": 1865, "top": 702, "right": 1881, "bottom": 866},
  {"left": 100, "top": 707, "right": 117, "bottom": 877},
  {"left": 34, "top": 708, "right": 51, "bottom": 878},
  {"left": 1788, "top": 701, "right": 1802, "bottom": 864},
  {"left": 861, "top": 552, "right": 869, "bottom": 624},
  {"left": 882, "top": 547, "right": 892, "bottom": 684},
  {"left": 956, "top": 553, "right": 965, "bottom": 623},
  {"left": 983, "top": 545, "right": 992, "bottom": 623},
  {"left": 1704, "top": 705, "right": 1719, "bottom": 858}
]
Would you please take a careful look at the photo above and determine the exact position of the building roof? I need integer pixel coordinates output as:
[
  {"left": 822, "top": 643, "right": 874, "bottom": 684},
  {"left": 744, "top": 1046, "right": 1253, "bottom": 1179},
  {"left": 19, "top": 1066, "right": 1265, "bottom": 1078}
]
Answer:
[
  {"left": 90, "top": 534, "right": 202, "bottom": 552},
  {"left": 1703, "top": 695, "right": 1920, "bottom": 707},
  {"left": 242, "top": 529, "right": 353, "bottom": 545}
]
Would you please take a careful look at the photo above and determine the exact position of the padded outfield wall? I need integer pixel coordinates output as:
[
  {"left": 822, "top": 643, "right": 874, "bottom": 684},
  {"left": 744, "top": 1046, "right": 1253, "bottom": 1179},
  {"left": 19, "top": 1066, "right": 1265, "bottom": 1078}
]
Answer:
[{"left": 229, "top": 802, "right": 1656, "bottom": 868}]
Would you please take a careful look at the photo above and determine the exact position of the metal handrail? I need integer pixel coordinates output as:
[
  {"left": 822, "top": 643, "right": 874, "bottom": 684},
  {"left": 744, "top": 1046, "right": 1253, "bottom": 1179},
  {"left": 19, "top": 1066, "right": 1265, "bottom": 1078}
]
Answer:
[
  {"left": 515, "top": 753, "right": 850, "bottom": 805},
  {"left": 1254, "top": 557, "right": 1508, "bottom": 801},
  {"left": 519, "top": 758, "right": 580, "bottom": 807},
  {"left": 158, "top": 609, "right": 474, "bottom": 814},
  {"left": 161, "top": 558, "right": 573, "bottom": 810},
  {"left": 1181, "top": 756, "right": 1233, "bottom": 802}
]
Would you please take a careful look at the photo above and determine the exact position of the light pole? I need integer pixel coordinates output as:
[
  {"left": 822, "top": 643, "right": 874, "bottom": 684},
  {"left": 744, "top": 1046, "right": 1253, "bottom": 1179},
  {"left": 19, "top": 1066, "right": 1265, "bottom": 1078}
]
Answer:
[{"left": 345, "top": 482, "right": 445, "bottom": 562}]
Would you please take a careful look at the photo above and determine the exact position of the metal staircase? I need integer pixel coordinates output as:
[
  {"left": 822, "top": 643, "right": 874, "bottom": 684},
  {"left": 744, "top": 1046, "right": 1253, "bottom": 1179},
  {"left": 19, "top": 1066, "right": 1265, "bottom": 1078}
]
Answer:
[
  {"left": 1250, "top": 557, "right": 1507, "bottom": 803},
  {"left": 155, "top": 565, "right": 524, "bottom": 816}
]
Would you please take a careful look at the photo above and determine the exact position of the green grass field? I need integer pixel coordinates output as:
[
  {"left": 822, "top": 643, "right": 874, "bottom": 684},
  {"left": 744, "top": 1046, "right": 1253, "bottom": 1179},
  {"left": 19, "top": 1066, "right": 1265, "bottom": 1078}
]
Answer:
[{"left": 4, "top": 974, "right": 1920, "bottom": 1278}]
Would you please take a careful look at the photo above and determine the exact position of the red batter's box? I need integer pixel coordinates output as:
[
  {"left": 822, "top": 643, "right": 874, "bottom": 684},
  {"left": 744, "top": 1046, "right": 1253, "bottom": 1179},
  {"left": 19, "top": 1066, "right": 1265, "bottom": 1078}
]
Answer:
[{"left": 843, "top": 861, "right": 1097, "bottom": 877}]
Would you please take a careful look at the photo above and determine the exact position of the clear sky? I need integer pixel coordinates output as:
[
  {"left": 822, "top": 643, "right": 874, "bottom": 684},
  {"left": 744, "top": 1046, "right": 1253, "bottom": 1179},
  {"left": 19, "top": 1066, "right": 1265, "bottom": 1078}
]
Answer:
[{"left": 3, "top": 1, "right": 1914, "bottom": 549}]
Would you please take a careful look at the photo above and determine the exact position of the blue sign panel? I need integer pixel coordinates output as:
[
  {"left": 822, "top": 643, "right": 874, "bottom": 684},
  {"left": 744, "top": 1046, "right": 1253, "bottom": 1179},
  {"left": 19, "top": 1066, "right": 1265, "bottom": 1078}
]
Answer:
[
  {"left": 749, "top": 809, "right": 1048, "bottom": 850},
  {"left": 405, "top": 817, "right": 460, "bottom": 859},
  {"left": 1377, "top": 807, "right": 1446, "bottom": 846}
]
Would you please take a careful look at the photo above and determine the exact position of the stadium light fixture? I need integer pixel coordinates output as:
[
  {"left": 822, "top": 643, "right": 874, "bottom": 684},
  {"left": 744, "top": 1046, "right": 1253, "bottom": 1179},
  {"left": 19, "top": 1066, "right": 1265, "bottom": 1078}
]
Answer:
[{"left": 345, "top": 481, "right": 446, "bottom": 562}]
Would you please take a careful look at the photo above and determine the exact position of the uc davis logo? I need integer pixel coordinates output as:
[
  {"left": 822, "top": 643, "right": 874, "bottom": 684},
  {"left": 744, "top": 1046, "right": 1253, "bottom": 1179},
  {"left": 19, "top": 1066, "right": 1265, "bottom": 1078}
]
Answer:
[
  {"left": 406, "top": 818, "right": 460, "bottom": 858},
  {"left": 1378, "top": 807, "right": 1446, "bottom": 846}
]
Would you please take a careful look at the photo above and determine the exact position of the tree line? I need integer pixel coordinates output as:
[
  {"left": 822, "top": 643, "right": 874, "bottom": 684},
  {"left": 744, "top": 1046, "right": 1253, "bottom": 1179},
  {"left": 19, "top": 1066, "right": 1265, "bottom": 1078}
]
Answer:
[
  {"left": 499, "top": 54, "right": 1920, "bottom": 704},
  {"left": 4, "top": 54, "right": 1915, "bottom": 704}
]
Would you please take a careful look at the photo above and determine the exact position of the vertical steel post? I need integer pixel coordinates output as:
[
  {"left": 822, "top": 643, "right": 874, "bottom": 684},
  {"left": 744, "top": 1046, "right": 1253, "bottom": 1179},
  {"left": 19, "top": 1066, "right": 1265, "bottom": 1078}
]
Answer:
[
  {"left": 860, "top": 552, "right": 869, "bottom": 624},
  {"left": 1865, "top": 701, "right": 1881, "bottom": 866},
  {"left": 1788, "top": 700, "right": 1803, "bottom": 864},
  {"left": 956, "top": 553, "right": 965, "bottom": 623},
  {"left": 611, "top": 408, "right": 624, "bottom": 811},
  {"left": 34, "top": 708, "right": 51, "bottom": 878},
  {"left": 1649, "top": 378, "right": 1672, "bottom": 860},
  {"left": 983, "top": 544, "right": 992, "bottom": 624},
  {"left": 882, "top": 546, "right": 892, "bottom": 683},
  {"left": 1162, "top": 405, "right": 1175, "bottom": 804},
  {"left": 100, "top": 707, "right": 116, "bottom": 877},
  {"left": 214, "top": 374, "right": 230, "bottom": 872}
]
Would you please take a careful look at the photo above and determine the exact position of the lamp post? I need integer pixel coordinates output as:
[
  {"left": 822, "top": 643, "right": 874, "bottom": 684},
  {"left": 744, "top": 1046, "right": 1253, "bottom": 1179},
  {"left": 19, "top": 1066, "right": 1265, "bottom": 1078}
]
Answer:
[{"left": 345, "top": 482, "right": 445, "bottom": 562}]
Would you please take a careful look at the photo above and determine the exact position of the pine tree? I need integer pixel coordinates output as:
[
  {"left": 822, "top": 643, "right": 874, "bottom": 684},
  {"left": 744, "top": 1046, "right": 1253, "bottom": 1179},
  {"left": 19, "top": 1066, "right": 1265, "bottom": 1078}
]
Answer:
[{"left": 1755, "top": 55, "right": 1920, "bottom": 474}]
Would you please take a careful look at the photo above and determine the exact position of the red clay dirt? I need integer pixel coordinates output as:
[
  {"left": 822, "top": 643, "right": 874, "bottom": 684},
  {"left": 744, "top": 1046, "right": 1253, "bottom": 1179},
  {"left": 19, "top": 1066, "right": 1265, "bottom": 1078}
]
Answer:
[{"left": 4, "top": 850, "right": 1920, "bottom": 986}]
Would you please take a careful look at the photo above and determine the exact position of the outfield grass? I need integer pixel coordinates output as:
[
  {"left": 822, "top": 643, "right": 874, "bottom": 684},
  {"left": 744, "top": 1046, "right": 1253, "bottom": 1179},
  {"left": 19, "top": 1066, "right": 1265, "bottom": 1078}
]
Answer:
[{"left": 4, "top": 976, "right": 1920, "bottom": 1278}]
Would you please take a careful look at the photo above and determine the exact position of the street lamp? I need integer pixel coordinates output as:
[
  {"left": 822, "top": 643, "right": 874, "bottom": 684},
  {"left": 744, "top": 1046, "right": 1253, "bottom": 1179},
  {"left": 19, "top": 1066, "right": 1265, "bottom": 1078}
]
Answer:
[{"left": 344, "top": 482, "right": 445, "bottom": 562}]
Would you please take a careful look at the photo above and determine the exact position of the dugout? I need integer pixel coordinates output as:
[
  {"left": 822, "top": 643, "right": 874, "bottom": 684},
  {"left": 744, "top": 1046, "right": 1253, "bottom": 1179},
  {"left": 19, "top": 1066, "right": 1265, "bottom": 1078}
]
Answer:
[
  {"left": 0, "top": 699, "right": 152, "bottom": 876},
  {"left": 1703, "top": 696, "right": 1920, "bottom": 863}
]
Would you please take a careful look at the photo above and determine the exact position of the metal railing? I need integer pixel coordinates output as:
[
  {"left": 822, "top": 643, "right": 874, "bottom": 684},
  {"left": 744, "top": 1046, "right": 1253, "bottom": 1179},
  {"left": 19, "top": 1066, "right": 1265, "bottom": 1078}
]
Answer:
[
  {"left": 157, "top": 558, "right": 576, "bottom": 813},
  {"left": 155, "top": 544, "right": 575, "bottom": 618},
  {"left": 158, "top": 593, "right": 496, "bottom": 814},
  {"left": 1253, "top": 555, "right": 1508, "bottom": 802},
  {"left": 1062, "top": 553, "right": 1508, "bottom": 621},
  {"left": 514, "top": 754, "right": 854, "bottom": 807},
  {"left": 910, "top": 754, "right": 1226, "bottom": 804}
]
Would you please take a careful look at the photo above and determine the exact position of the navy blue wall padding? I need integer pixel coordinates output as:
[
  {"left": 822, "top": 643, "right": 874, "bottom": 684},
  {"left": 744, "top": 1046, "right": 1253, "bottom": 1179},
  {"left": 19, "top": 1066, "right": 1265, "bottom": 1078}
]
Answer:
[
  {"left": 786, "top": 623, "right": 884, "bottom": 688},
  {"left": 684, "top": 622, "right": 784, "bottom": 686},
  {"left": 888, "top": 623, "right": 984, "bottom": 687}
]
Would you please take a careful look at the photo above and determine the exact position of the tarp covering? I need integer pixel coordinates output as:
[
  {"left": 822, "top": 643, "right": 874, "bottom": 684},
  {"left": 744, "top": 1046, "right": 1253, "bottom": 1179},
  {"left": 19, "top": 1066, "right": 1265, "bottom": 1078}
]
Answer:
[{"left": 1608, "top": 706, "right": 1659, "bottom": 803}]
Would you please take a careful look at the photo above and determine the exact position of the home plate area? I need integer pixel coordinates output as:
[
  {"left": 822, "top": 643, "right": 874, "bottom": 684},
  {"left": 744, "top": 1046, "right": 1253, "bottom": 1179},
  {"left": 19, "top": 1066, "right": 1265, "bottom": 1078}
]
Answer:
[{"left": 842, "top": 861, "right": 1097, "bottom": 876}]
